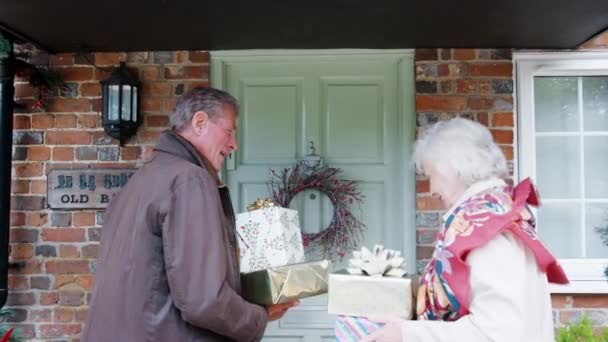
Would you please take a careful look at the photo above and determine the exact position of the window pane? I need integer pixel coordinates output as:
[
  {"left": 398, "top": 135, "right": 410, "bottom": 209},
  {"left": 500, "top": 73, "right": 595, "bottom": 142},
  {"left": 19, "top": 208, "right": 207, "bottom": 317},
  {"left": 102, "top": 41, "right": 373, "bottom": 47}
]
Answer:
[
  {"left": 121, "top": 86, "right": 132, "bottom": 121},
  {"left": 583, "top": 76, "right": 608, "bottom": 131},
  {"left": 108, "top": 85, "right": 120, "bottom": 121},
  {"left": 586, "top": 203, "right": 608, "bottom": 258},
  {"left": 536, "top": 136, "right": 580, "bottom": 198},
  {"left": 537, "top": 203, "right": 582, "bottom": 258},
  {"left": 534, "top": 77, "right": 579, "bottom": 132},
  {"left": 585, "top": 136, "right": 608, "bottom": 198}
]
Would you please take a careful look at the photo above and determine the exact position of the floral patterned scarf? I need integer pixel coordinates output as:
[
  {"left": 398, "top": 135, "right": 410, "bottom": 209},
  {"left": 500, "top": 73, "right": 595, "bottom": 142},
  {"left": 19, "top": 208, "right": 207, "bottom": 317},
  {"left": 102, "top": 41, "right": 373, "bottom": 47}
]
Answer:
[{"left": 417, "top": 178, "right": 569, "bottom": 321}]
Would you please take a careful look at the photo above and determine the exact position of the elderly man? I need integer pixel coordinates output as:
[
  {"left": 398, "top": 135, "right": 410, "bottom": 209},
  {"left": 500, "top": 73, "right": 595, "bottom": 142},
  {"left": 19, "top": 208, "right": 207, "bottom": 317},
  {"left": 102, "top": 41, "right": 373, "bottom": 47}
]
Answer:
[{"left": 83, "top": 87, "right": 297, "bottom": 341}]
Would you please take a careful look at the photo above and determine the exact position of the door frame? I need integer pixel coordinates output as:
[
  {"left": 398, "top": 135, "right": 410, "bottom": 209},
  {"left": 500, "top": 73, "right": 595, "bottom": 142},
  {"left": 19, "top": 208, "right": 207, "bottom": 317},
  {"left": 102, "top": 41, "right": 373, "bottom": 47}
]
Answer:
[{"left": 210, "top": 49, "right": 418, "bottom": 274}]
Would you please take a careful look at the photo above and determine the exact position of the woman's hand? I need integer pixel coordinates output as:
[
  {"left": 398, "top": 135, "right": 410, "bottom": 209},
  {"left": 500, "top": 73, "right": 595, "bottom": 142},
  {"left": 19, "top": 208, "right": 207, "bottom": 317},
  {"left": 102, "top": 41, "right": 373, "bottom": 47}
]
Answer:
[{"left": 360, "top": 315, "right": 404, "bottom": 342}]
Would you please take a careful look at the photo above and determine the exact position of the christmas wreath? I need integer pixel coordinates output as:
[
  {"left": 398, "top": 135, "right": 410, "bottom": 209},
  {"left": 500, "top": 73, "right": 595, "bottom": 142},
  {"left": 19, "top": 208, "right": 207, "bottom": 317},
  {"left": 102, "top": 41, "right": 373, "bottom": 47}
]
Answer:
[{"left": 268, "top": 163, "right": 365, "bottom": 260}]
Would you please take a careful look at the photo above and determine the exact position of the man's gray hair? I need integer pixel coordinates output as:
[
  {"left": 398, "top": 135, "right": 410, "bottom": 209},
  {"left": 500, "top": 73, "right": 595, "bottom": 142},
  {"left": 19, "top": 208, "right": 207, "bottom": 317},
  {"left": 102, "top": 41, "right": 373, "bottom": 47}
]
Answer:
[
  {"left": 413, "top": 117, "right": 509, "bottom": 186},
  {"left": 169, "top": 87, "right": 239, "bottom": 131}
]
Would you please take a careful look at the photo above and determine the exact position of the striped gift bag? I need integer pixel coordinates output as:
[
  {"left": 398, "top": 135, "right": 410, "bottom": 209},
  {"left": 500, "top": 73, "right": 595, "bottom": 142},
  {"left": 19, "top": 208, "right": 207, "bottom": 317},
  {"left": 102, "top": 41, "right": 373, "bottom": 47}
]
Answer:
[{"left": 335, "top": 316, "right": 383, "bottom": 341}]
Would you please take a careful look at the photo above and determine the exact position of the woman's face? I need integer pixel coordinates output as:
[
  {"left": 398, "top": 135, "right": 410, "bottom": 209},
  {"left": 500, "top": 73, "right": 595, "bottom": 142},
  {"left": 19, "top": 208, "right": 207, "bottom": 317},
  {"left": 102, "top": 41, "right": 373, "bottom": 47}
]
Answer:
[{"left": 423, "top": 161, "right": 467, "bottom": 209}]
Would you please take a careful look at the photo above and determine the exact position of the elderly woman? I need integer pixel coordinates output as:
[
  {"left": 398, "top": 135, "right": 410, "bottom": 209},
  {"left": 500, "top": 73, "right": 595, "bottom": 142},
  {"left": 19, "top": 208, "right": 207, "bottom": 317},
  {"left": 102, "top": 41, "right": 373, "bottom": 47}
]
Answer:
[{"left": 363, "top": 117, "right": 568, "bottom": 342}]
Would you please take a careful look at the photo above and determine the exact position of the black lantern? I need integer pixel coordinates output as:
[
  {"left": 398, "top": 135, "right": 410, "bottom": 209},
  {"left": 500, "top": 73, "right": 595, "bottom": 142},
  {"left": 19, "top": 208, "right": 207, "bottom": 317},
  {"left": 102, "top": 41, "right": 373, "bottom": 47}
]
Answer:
[{"left": 100, "top": 62, "right": 140, "bottom": 143}]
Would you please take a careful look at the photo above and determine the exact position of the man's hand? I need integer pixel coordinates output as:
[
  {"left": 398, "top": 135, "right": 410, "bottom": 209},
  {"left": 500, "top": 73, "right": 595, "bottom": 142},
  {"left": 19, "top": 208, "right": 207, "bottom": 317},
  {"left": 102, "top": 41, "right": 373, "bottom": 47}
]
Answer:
[
  {"left": 265, "top": 300, "right": 300, "bottom": 321},
  {"left": 360, "top": 315, "right": 404, "bottom": 342}
]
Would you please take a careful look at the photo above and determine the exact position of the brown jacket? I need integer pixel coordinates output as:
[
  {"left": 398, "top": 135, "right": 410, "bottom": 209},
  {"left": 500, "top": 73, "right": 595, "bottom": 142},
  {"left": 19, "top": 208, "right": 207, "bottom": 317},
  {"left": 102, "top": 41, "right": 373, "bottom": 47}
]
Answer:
[{"left": 82, "top": 130, "right": 268, "bottom": 342}]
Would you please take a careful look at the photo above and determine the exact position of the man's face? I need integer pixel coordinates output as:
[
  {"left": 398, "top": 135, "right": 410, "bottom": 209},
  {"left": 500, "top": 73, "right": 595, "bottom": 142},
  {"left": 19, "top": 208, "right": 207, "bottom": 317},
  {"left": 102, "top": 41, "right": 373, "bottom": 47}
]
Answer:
[{"left": 196, "top": 105, "right": 238, "bottom": 172}]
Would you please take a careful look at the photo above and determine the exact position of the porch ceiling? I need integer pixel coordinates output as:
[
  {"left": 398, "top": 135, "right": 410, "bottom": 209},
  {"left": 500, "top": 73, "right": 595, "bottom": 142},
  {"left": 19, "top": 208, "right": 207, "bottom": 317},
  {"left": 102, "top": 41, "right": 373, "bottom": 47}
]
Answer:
[{"left": 1, "top": 0, "right": 607, "bottom": 53}]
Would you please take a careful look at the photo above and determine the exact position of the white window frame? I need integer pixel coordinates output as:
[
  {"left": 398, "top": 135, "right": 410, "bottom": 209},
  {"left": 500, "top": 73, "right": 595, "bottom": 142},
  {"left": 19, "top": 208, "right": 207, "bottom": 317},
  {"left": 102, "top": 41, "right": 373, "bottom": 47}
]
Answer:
[{"left": 514, "top": 51, "right": 608, "bottom": 294}]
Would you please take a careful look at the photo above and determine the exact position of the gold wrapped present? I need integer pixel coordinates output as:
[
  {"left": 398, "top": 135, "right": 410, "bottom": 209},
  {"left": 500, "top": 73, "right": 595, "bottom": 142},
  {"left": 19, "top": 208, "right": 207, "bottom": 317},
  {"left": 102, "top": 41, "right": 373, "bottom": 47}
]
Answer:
[
  {"left": 241, "top": 260, "right": 331, "bottom": 305},
  {"left": 328, "top": 245, "right": 418, "bottom": 319}
]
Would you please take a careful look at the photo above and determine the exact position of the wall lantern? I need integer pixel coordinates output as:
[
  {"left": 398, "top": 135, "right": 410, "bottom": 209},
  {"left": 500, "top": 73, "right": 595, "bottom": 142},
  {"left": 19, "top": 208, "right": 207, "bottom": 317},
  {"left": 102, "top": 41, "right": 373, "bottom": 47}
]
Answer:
[{"left": 100, "top": 62, "right": 140, "bottom": 143}]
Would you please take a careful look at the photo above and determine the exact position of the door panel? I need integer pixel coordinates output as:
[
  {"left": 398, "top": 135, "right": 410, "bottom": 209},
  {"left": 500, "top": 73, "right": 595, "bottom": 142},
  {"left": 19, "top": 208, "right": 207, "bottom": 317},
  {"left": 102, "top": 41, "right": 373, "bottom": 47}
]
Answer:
[{"left": 211, "top": 51, "right": 415, "bottom": 341}]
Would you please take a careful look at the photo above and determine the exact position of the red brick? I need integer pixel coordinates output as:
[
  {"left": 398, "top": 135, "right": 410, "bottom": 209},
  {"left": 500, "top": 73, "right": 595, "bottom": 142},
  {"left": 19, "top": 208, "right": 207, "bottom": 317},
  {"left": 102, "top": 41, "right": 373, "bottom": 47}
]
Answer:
[
  {"left": 14, "top": 83, "right": 34, "bottom": 98},
  {"left": 453, "top": 49, "right": 476, "bottom": 60},
  {"left": 186, "top": 81, "right": 210, "bottom": 92},
  {"left": 13, "top": 115, "right": 31, "bottom": 129},
  {"left": 55, "top": 275, "right": 77, "bottom": 289},
  {"left": 75, "top": 275, "right": 95, "bottom": 291},
  {"left": 60, "top": 67, "right": 93, "bottom": 81},
  {"left": 416, "top": 196, "right": 444, "bottom": 210},
  {"left": 163, "top": 98, "right": 178, "bottom": 112},
  {"left": 82, "top": 244, "right": 98, "bottom": 258},
  {"left": 138, "top": 129, "right": 161, "bottom": 144},
  {"left": 469, "top": 63, "right": 512, "bottom": 77},
  {"left": 39, "top": 324, "right": 82, "bottom": 338},
  {"left": 55, "top": 115, "right": 77, "bottom": 128},
  {"left": 10, "top": 243, "right": 33, "bottom": 259},
  {"left": 47, "top": 98, "right": 90, "bottom": 112},
  {"left": 580, "top": 31, "right": 608, "bottom": 49},
  {"left": 417, "top": 246, "right": 435, "bottom": 259},
  {"left": 415, "top": 49, "right": 438, "bottom": 61},
  {"left": 8, "top": 276, "right": 27, "bottom": 290},
  {"left": 572, "top": 295, "right": 608, "bottom": 308},
  {"left": 28, "top": 146, "right": 51, "bottom": 161},
  {"left": 467, "top": 97, "right": 495, "bottom": 110},
  {"left": 164, "top": 66, "right": 205, "bottom": 80},
  {"left": 42, "top": 228, "right": 86, "bottom": 242},
  {"left": 142, "top": 82, "right": 172, "bottom": 97},
  {"left": 416, "top": 95, "right": 466, "bottom": 111},
  {"left": 30, "top": 180, "right": 47, "bottom": 194},
  {"left": 80, "top": 83, "right": 101, "bottom": 97},
  {"left": 46, "top": 131, "right": 91, "bottom": 145},
  {"left": 146, "top": 115, "right": 169, "bottom": 127},
  {"left": 11, "top": 180, "right": 29, "bottom": 194},
  {"left": 120, "top": 146, "right": 141, "bottom": 160},
  {"left": 175, "top": 51, "right": 189, "bottom": 63},
  {"left": 30, "top": 309, "right": 53, "bottom": 322},
  {"left": 492, "top": 112, "right": 514, "bottom": 127},
  {"left": 477, "top": 112, "right": 489, "bottom": 126},
  {"left": 140, "top": 98, "right": 162, "bottom": 112},
  {"left": 59, "top": 245, "right": 80, "bottom": 258},
  {"left": 9, "top": 259, "right": 42, "bottom": 274},
  {"left": 94, "top": 68, "right": 112, "bottom": 81},
  {"left": 456, "top": 80, "right": 478, "bottom": 94},
  {"left": 479, "top": 81, "right": 492, "bottom": 94},
  {"left": 94, "top": 52, "right": 123, "bottom": 66},
  {"left": 10, "top": 212, "right": 26, "bottom": 226},
  {"left": 31, "top": 114, "right": 55, "bottom": 129},
  {"left": 189, "top": 51, "right": 210, "bottom": 63},
  {"left": 77, "top": 114, "right": 99, "bottom": 129},
  {"left": 45, "top": 260, "right": 90, "bottom": 274},
  {"left": 75, "top": 309, "right": 89, "bottom": 323},
  {"left": 52, "top": 147, "right": 75, "bottom": 161},
  {"left": 439, "top": 80, "right": 453, "bottom": 94},
  {"left": 416, "top": 179, "right": 430, "bottom": 193},
  {"left": 27, "top": 212, "right": 48, "bottom": 226},
  {"left": 73, "top": 212, "right": 96, "bottom": 227},
  {"left": 14, "top": 162, "right": 44, "bottom": 177},
  {"left": 50, "top": 53, "right": 75, "bottom": 66},
  {"left": 40, "top": 292, "right": 59, "bottom": 305},
  {"left": 142, "top": 146, "right": 154, "bottom": 160},
  {"left": 141, "top": 66, "right": 160, "bottom": 81},
  {"left": 491, "top": 129, "right": 514, "bottom": 144},
  {"left": 54, "top": 308, "right": 74, "bottom": 323}
]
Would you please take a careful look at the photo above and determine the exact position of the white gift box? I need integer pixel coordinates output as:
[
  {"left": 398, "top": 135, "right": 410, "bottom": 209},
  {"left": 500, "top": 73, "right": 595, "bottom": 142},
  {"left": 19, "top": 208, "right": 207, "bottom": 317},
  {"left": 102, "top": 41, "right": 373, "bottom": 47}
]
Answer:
[
  {"left": 236, "top": 206, "right": 305, "bottom": 273},
  {"left": 328, "top": 271, "right": 418, "bottom": 319}
]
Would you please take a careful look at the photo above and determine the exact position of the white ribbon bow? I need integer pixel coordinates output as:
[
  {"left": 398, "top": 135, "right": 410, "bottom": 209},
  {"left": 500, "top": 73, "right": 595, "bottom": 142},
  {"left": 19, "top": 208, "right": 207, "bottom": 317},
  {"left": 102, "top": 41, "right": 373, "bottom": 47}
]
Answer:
[{"left": 346, "top": 245, "right": 407, "bottom": 278}]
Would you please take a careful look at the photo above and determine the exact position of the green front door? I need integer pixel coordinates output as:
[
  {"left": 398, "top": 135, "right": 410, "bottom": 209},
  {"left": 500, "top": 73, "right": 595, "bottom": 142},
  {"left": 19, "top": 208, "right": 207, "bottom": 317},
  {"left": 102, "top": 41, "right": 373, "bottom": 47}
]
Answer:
[{"left": 211, "top": 50, "right": 416, "bottom": 341}]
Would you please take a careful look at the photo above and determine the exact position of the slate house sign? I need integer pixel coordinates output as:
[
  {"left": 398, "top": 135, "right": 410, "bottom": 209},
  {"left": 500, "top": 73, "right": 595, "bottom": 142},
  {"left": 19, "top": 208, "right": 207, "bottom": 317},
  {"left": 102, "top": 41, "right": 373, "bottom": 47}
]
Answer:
[{"left": 47, "top": 169, "right": 135, "bottom": 209}]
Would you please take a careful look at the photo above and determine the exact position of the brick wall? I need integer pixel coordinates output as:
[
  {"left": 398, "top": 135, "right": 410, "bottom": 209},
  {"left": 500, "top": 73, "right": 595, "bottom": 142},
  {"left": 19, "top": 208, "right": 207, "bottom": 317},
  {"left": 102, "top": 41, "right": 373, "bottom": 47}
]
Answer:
[
  {"left": 8, "top": 49, "right": 209, "bottom": 341},
  {"left": 414, "top": 46, "right": 608, "bottom": 333}
]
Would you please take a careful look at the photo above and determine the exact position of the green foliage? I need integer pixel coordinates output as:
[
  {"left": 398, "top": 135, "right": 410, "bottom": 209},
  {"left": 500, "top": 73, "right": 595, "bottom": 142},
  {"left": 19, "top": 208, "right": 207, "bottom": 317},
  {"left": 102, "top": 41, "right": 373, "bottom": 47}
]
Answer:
[
  {"left": 556, "top": 315, "right": 608, "bottom": 342},
  {"left": 0, "top": 309, "right": 23, "bottom": 342}
]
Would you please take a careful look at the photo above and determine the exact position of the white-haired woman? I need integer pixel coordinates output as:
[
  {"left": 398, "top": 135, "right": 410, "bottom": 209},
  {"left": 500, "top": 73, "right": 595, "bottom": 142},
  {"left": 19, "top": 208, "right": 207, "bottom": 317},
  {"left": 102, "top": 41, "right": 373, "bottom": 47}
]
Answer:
[{"left": 363, "top": 117, "right": 568, "bottom": 342}]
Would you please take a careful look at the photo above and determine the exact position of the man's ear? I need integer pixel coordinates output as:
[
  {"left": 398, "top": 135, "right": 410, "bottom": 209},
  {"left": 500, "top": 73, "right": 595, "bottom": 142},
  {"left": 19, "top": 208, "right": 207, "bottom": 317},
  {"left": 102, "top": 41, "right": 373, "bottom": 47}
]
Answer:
[{"left": 191, "top": 111, "right": 209, "bottom": 135}]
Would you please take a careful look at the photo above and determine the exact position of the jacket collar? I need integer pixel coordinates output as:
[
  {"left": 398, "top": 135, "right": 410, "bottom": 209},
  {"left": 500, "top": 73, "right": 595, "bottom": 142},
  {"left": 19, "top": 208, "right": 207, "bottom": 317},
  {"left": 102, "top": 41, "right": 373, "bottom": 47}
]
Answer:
[{"left": 153, "top": 130, "right": 223, "bottom": 186}]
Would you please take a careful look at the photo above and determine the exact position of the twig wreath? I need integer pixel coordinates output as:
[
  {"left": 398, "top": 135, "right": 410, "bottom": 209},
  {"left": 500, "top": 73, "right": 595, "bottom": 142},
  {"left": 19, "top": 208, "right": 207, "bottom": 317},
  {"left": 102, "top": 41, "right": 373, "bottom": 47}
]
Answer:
[{"left": 268, "top": 163, "right": 366, "bottom": 260}]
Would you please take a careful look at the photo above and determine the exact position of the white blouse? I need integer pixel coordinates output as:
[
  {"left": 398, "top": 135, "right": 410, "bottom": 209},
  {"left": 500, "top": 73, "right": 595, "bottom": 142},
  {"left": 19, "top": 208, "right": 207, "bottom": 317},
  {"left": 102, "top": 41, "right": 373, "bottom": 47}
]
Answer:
[{"left": 401, "top": 179, "right": 555, "bottom": 342}]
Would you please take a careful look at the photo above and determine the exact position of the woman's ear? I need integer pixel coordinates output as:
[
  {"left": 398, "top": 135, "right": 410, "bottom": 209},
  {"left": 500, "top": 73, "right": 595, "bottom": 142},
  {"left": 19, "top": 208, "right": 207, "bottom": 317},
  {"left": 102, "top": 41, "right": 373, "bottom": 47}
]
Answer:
[{"left": 191, "top": 111, "right": 209, "bottom": 135}]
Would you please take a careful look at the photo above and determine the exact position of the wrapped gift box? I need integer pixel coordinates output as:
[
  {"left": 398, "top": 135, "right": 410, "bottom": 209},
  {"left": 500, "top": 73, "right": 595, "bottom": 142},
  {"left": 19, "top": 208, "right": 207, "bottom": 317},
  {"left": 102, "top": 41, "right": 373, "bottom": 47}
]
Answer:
[
  {"left": 236, "top": 206, "right": 305, "bottom": 273},
  {"left": 328, "top": 271, "right": 418, "bottom": 319},
  {"left": 241, "top": 260, "right": 331, "bottom": 305},
  {"left": 335, "top": 316, "right": 383, "bottom": 342}
]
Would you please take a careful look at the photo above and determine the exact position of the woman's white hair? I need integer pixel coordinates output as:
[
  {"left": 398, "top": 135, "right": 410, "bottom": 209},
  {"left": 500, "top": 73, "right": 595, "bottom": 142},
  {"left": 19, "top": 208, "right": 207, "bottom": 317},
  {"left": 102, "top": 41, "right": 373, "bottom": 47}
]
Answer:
[{"left": 413, "top": 117, "right": 508, "bottom": 186}]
